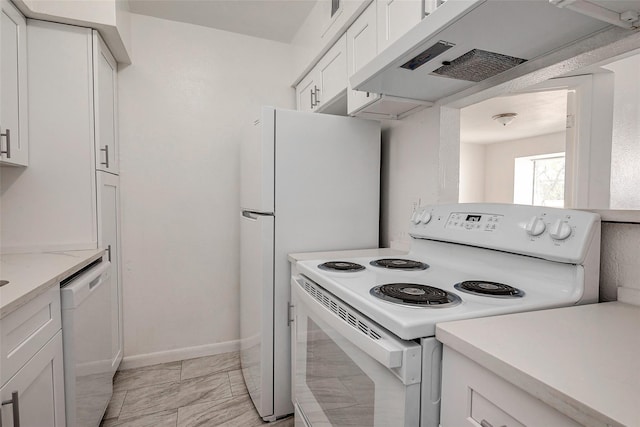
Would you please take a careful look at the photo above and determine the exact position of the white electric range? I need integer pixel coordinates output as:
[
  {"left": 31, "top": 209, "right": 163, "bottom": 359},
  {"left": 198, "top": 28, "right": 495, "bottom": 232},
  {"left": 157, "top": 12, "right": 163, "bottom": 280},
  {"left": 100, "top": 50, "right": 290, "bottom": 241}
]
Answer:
[{"left": 289, "top": 203, "right": 600, "bottom": 427}]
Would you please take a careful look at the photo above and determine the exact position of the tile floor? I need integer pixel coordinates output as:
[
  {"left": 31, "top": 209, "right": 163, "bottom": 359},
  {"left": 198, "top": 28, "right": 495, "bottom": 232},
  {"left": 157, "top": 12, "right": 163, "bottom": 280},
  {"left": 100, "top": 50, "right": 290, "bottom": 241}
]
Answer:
[{"left": 100, "top": 351, "right": 294, "bottom": 427}]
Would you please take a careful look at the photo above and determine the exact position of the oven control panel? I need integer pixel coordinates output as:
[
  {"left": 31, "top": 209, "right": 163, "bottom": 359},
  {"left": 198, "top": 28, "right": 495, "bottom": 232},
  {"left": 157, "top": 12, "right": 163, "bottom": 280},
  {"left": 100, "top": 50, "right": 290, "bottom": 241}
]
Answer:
[
  {"left": 408, "top": 203, "right": 601, "bottom": 264},
  {"left": 445, "top": 213, "right": 503, "bottom": 232}
]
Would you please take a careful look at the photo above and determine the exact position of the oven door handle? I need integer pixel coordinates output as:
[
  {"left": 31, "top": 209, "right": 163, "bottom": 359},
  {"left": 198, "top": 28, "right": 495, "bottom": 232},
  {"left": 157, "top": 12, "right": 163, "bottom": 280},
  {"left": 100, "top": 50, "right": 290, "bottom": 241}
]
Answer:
[{"left": 293, "top": 277, "right": 412, "bottom": 370}]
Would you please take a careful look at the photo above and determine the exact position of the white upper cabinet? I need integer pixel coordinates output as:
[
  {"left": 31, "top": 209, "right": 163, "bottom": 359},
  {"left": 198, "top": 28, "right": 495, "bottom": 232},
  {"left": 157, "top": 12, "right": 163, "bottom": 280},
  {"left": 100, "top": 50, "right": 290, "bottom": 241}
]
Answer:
[
  {"left": 1, "top": 0, "right": 29, "bottom": 167},
  {"left": 347, "top": 3, "right": 380, "bottom": 114},
  {"left": 376, "top": 0, "right": 423, "bottom": 53},
  {"left": 315, "top": 34, "right": 347, "bottom": 111},
  {"left": 295, "top": 34, "right": 348, "bottom": 114},
  {"left": 93, "top": 31, "right": 119, "bottom": 175},
  {"left": 296, "top": 72, "right": 318, "bottom": 113}
]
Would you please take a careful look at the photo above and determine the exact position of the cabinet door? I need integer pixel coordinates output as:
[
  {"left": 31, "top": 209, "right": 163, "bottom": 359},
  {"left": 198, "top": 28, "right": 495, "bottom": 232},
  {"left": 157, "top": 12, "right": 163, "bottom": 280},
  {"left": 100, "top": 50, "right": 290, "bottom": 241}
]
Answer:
[
  {"left": 0, "top": 331, "right": 66, "bottom": 427},
  {"left": 1, "top": 0, "right": 29, "bottom": 167},
  {"left": 97, "top": 171, "right": 122, "bottom": 372},
  {"left": 295, "top": 73, "right": 318, "bottom": 113},
  {"left": 93, "top": 31, "right": 119, "bottom": 175},
  {"left": 347, "top": 3, "right": 380, "bottom": 115},
  {"left": 377, "top": 0, "right": 423, "bottom": 52},
  {"left": 1, "top": 20, "right": 97, "bottom": 252},
  {"left": 316, "top": 34, "right": 347, "bottom": 110}
]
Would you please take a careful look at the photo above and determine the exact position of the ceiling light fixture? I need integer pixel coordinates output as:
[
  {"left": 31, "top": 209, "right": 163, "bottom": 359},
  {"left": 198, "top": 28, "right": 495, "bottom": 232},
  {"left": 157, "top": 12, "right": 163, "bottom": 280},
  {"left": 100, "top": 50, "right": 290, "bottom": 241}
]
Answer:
[{"left": 492, "top": 112, "right": 518, "bottom": 126}]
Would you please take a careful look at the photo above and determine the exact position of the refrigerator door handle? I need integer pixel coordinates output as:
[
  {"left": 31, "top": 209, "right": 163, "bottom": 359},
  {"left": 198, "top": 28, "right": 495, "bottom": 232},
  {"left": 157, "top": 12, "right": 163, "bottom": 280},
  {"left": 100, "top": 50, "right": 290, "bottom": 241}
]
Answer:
[
  {"left": 242, "top": 211, "right": 274, "bottom": 220},
  {"left": 242, "top": 211, "right": 258, "bottom": 220}
]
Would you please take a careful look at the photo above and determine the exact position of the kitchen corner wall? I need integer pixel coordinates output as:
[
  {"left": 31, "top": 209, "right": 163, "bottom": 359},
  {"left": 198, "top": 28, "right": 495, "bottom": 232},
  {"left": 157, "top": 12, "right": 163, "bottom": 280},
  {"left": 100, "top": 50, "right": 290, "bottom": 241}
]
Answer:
[
  {"left": 118, "top": 13, "right": 294, "bottom": 362},
  {"left": 380, "top": 108, "right": 441, "bottom": 248},
  {"left": 600, "top": 222, "right": 640, "bottom": 302}
]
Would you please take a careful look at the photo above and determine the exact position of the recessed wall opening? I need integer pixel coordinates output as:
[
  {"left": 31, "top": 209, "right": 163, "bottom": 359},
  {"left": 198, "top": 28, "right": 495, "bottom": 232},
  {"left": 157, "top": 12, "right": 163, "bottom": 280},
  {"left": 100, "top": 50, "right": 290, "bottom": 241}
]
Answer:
[{"left": 458, "top": 89, "right": 571, "bottom": 207}]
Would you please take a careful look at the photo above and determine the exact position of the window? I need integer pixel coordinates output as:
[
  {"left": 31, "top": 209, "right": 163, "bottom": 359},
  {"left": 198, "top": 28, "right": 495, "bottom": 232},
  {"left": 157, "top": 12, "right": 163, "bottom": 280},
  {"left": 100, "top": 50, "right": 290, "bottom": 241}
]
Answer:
[{"left": 514, "top": 153, "right": 565, "bottom": 207}]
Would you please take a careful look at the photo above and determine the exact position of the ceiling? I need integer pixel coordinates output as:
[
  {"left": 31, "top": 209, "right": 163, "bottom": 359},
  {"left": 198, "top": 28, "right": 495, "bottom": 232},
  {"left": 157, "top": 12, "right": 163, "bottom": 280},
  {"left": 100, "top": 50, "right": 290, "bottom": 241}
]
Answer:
[
  {"left": 460, "top": 90, "right": 569, "bottom": 145},
  {"left": 127, "top": 0, "right": 318, "bottom": 43}
]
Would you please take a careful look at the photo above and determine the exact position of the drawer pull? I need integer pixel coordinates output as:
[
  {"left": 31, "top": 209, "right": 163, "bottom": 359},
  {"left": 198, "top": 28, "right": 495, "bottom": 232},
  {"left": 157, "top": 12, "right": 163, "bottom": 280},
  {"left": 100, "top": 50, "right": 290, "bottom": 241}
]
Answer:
[{"left": 1, "top": 391, "right": 21, "bottom": 427}]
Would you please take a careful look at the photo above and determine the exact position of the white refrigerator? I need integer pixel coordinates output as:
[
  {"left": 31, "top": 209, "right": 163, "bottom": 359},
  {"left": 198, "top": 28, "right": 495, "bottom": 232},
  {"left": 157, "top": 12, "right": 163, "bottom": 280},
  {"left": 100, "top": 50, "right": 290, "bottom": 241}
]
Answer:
[{"left": 240, "top": 107, "right": 381, "bottom": 421}]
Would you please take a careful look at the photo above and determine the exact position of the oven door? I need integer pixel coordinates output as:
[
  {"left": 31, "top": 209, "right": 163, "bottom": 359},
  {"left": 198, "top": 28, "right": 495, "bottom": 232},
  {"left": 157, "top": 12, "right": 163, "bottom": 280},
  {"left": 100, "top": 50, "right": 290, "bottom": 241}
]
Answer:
[{"left": 291, "top": 276, "right": 422, "bottom": 427}]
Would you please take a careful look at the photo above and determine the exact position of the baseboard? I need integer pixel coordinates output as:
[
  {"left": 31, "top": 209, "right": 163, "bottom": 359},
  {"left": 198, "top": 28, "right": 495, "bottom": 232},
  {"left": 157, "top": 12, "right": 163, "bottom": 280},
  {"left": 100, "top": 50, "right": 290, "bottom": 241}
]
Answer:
[{"left": 119, "top": 339, "right": 240, "bottom": 370}]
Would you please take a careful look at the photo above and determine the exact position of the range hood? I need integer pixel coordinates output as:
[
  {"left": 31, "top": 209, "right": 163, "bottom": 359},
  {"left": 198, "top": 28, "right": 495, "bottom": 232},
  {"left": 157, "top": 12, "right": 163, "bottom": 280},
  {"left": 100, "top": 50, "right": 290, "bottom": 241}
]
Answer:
[{"left": 350, "top": 0, "right": 631, "bottom": 104}]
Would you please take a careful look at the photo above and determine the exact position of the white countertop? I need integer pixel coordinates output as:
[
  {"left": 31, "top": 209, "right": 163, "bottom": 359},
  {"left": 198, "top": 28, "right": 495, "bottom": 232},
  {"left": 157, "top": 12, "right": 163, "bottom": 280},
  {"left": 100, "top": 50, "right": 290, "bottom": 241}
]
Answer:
[
  {"left": 1, "top": 249, "right": 105, "bottom": 318},
  {"left": 436, "top": 302, "right": 640, "bottom": 427},
  {"left": 288, "top": 248, "right": 405, "bottom": 263}
]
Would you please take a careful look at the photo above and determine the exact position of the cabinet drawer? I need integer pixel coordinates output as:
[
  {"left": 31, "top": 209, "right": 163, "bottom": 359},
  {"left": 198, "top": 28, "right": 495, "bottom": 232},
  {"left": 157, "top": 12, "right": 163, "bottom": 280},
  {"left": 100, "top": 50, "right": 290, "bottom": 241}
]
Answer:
[
  {"left": 1, "top": 286, "right": 61, "bottom": 386},
  {"left": 440, "top": 347, "right": 583, "bottom": 427},
  {"left": 470, "top": 390, "right": 524, "bottom": 427}
]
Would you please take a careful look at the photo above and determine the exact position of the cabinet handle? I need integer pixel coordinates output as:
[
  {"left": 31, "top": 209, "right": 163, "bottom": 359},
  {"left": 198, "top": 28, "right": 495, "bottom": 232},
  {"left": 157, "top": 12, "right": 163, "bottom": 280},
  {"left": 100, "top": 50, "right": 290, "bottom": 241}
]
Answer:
[
  {"left": 287, "top": 302, "right": 295, "bottom": 327},
  {"left": 0, "top": 128, "right": 11, "bottom": 159},
  {"left": 100, "top": 145, "right": 110, "bottom": 168},
  {"left": 1, "top": 391, "right": 21, "bottom": 427},
  {"left": 107, "top": 244, "right": 112, "bottom": 262},
  {"left": 313, "top": 86, "right": 321, "bottom": 105},
  {"left": 310, "top": 89, "right": 315, "bottom": 109}
]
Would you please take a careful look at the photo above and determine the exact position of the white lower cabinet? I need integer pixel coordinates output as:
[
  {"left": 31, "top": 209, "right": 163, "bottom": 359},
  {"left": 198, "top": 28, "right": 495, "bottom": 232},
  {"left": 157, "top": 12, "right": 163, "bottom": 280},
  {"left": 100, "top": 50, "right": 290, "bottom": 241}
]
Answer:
[
  {"left": 1, "top": 286, "right": 66, "bottom": 427},
  {"left": 1, "top": 331, "right": 66, "bottom": 427},
  {"left": 440, "top": 347, "right": 582, "bottom": 427},
  {"left": 97, "top": 171, "right": 123, "bottom": 372}
]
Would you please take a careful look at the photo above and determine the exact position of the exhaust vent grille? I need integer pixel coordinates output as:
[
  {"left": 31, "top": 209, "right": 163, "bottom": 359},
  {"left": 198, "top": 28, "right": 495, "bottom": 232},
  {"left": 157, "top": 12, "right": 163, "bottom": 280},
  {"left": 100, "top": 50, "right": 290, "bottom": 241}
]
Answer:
[
  {"left": 432, "top": 49, "right": 526, "bottom": 82},
  {"left": 301, "top": 278, "right": 383, "bottom": 341}
]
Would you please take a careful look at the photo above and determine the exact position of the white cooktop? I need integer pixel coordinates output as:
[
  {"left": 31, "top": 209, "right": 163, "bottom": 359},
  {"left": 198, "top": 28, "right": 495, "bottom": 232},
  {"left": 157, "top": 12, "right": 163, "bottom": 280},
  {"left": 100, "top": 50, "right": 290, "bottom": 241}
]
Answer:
[
  {"left": 295, "top": 203, "right": 601, "bottom": 341},
  {"left": 296, "top": 251, "right": 582, "bottom": 341}
]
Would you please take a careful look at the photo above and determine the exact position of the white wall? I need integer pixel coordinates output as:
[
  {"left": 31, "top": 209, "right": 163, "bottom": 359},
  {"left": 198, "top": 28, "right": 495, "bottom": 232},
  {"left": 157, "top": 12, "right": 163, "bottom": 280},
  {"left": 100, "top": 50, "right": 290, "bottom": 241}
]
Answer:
[
  {"left": 600, "top": 222, "right": 640, "bottom": 303},
  {"left": 605, "top": 54, "right": 640, "bottom": 210},
  {"left": 380, "top": 108, "right": 441, "bottom": 248},
  {"left": 118, "top": 14, "right": 294, "bottom": 360},
  {"left": 482, "top": 132, "right": 566, "bottom": 203},
  {"left": 459, "top": 143, "right": 486, "bottom": 203}
]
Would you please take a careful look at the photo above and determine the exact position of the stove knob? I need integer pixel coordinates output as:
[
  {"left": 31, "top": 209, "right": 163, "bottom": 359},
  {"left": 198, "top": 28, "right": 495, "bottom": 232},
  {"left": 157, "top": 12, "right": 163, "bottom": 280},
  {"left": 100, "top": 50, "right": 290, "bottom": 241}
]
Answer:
[
  {"left": 525, "top": 216, "right": 546, "bottom": 236},
  {"left": 419, "top": 211, "right": 432, "bottom": 224},
  {"left": 549, "top": 219, "right": 572, "bottom": 240},
  {"left": 411, "top": 210, "right": 420, "bottom": 224}
]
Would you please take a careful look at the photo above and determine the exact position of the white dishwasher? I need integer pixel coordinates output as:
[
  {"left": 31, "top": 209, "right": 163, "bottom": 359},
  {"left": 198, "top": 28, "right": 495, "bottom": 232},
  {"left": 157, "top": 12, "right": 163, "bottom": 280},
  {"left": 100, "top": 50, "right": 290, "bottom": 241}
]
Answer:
[{"left": 60, "top": 259, "right": 115, "bottom": 427}]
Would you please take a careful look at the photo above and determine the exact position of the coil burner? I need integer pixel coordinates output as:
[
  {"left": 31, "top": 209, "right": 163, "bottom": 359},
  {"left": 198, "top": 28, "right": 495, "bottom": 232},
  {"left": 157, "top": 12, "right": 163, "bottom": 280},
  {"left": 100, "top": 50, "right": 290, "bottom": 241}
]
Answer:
[
  {"left": 318, "top": 261, "right": 366, "bottom": 272},
  {"left": 370, "top": 258, "right": 428, "bottom": 271},
  {"left": 454, "top": 280, "right": 524, "bottom": 298},
  {"left": 370, "top": 283, "right": 461, "bottom": 308}
]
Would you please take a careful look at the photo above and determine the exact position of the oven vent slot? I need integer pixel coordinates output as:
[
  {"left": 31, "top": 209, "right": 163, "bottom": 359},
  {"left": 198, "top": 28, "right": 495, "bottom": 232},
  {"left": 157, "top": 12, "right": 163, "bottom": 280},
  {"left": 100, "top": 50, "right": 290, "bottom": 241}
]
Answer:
[{"left": 302, "top": 279, "right": 382, "bottom": 341}]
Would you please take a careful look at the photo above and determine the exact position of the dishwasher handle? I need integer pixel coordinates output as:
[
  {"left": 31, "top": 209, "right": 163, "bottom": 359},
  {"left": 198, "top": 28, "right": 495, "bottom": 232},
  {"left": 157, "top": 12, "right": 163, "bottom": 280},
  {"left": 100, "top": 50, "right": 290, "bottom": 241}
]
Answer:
[{"left": 60, "top": 261, "right": 111, "bottom": 309}]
